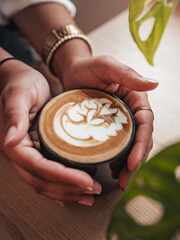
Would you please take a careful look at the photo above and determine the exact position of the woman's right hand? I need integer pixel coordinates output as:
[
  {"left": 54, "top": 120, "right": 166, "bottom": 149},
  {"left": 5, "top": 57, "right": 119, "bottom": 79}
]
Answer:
[{"left": 0, "top": 59, "right": 101, "bottom": 206}]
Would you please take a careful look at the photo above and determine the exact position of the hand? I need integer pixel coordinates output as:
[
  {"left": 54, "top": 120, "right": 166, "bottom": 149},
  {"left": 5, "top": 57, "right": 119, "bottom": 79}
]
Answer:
[
  {"left": 60, "top": 55, "right": 158, "bottom": 188},
  {"left": 0, "top": 60, "right": 101, "bottom": 206}
]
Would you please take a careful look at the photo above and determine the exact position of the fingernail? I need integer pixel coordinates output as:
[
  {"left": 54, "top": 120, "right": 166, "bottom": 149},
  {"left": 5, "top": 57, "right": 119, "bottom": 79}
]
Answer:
[
  {"left": 79, "top": 185, "right": 93, "bottom": 191},
  {"left": 78, "top": 200, "right": 93, "bottom": 206},
  {"left": 94, "top": 191, "right": 101, "bottom": 195},
  {"left": 92, "top": 190, "right": 101, "bottom": 195},
  {"left": 4, "top": 126, "right": 16, "bottom": 146},
  {"left": 141, "top": 77, "right": 159, "bottom": 83},
  {"left": 55, "top": 200, "right": 65, "bottom": 207},
  {"left": 84, "top": 190, "right": 101, "bottom": 195},
  {"left": 92, "top": 179, "right": 102, "bottom": 193}
]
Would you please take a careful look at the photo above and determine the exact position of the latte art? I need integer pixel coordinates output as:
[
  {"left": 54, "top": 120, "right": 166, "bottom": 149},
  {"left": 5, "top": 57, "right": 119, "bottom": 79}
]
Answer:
[
  {"left": 38, "top": 89, "right": 134, "bottom": 164},
  {"left": 54, "top": 98, "right": 128, "bottom": 147}
]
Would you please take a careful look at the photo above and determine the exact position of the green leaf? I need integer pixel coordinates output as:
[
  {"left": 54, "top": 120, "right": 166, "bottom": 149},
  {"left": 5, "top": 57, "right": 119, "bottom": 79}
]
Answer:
[
  {"left": 129, "top": 0, "right": 178, "bottom": 65},
  {"left": 106, "top": 142, "right": 180, "bottom": 240}
]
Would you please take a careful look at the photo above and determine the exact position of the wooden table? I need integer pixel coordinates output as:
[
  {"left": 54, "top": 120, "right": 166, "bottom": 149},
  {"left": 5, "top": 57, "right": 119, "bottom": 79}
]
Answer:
[{"left": 0, "top": 4, "right": 180, "bottom": 240}]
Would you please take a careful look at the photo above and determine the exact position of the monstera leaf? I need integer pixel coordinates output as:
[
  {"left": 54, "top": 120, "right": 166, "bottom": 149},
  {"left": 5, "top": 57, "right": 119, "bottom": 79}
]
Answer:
[
  {"left": 106, "top": 142, "right": 180, "bottom": 240},
  {"left": 129, "top": 0, "right": 178, "bottom": 65}
]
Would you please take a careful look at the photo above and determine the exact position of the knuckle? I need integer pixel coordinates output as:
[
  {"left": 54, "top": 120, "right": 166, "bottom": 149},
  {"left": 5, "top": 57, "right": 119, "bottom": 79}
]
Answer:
[
  {"left": 128, "top": 91, "right": 139, "bottom": 102},
  {"left": 120, "top": 63, "right": 138, "bottom": 78}
]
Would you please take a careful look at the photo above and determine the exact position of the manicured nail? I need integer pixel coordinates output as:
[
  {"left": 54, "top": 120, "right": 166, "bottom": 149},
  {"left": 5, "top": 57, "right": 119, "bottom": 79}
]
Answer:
[
  {"left": 95, "top": 191, "right": 102, "bottom": 195},
  {"left": 93, "top": 190, "right": 101, "bottom": 195},
  {"left": 92, "top": 180, "right": 102, "bottom": 193},
  {"left": 81, "top": 180, "right": 101, "bottom": 193},
  {"left": 79, "top": 185, "right": 93, "bottom": 191},
  {"left": 55, "top": 201, "right": 65, "bottom": 207},
  {"left": 4, "top": 126, "right": 16, "bottom": 146},
  {"left": 78, "top": 200, "right": 93, "bottom": 206},
  {"left": 84, "top": 190, "right": 101, "bottom": 195},
  {"left": 141, "top": 77, "right": 159, "bottom": 83}
]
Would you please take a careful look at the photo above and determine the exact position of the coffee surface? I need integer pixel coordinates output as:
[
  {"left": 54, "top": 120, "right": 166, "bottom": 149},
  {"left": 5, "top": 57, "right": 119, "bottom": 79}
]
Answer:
[{"left": 38, "top": 89, "right": 133, "bottom": 163}]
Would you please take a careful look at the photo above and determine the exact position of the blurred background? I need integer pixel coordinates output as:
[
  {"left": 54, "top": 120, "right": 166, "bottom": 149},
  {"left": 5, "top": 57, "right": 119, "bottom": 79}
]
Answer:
[{"left": 72, "top": 0, "right": 128, "bottom": 33}]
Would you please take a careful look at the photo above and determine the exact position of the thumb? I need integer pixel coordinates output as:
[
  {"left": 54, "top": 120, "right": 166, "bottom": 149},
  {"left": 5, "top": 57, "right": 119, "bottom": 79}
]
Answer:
[
  {"left": 100, "top": 57, "right": 159, "bottom": 91},
  {"left": 3, "top": 94, "right": 30, "bottom": 147}
]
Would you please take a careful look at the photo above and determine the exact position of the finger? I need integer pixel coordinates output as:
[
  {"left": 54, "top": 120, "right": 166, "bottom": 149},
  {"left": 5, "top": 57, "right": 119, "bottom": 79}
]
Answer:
[
  {"left": 127, "top": 110, "right": 154, "bottom": 172},
  {"left": 1, "top": 90, "right": 31, "bottom": 146},
  {"left": 42, "top": 192, "right": 94, "bottom": 206},
  {"left": 97, "top": 56, "right": 159, "bottom": 91},
  {"left": 7, "top": 141, "right": 100, "bottom": 191},
  {"left": 143, "top": 137, "right": 153, "bottom": 163},
  {"left": 118, "top": 167, "right": 132, "bottom": 189},
  {"left": 119, "top": 138, "right": 153, "bottom": 189},
  {"left": 55, "top": 201, "right": 65, "bottom": 207},
  {"left": 12, "top": 161, "right": 101, "bottom": 195},
  {"left": 13, "top": 160, "right": 95, "bottom": 205},
  {"left": 103, "top": 83, "right": 120, "bottom": 94}
]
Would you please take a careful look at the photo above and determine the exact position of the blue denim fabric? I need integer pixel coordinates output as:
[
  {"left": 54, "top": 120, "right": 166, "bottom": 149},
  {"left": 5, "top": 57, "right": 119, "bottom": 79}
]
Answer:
[{"left": 0, "top": 25, "right": 34, "bottom": 66}]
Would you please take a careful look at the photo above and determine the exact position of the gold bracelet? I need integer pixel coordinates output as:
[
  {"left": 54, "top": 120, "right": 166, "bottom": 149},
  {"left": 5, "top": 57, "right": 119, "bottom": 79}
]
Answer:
[{"left": 41, "top": 25, "right": 92, "bottom": 70}]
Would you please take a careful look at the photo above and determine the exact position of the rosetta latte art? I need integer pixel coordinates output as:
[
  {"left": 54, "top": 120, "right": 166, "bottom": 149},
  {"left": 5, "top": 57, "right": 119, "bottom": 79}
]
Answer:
[{"left": 54, "top": 98, "right": 128, "bottom": 147}]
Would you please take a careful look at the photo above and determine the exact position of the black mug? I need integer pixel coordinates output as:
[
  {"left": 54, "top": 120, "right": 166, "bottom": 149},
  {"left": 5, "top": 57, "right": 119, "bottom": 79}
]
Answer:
[{"left": 38, "top": 89, "right": 136, "bottom": 193}]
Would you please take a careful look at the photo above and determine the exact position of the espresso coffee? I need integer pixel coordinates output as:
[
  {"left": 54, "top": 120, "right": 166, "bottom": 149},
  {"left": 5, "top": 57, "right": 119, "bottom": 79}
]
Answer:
[{"left": 38, "top": 89, "right": 134, "bottom": 164}]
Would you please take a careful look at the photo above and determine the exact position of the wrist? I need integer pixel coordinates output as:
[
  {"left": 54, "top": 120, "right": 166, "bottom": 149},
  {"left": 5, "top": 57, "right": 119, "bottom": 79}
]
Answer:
[
  {"left": 40, "top": 24, "right": 92, "bottom": 86},
  {"left": 0, "top": 49, "right": 14, "bottom": 91},
  {"left": 51, "top": 38, "right": 92, "bottom": 85},
  {"left": 0, "top": 48, "right": 18, "bottom": 77},
  {"left": 0, "top": 49, "right": 30, "bottom": 93}
]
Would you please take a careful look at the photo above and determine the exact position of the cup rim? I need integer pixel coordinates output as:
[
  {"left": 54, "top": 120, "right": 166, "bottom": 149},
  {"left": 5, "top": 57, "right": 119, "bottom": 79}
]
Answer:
[{"left": 38, "top": 88, "right": 136, "bottom": 167}]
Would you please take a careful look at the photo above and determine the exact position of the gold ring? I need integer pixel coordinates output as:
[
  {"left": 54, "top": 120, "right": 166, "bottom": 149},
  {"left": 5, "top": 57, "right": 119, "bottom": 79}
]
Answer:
[{"left": 134, "top": 107, "right": 154, "bottom": 118}]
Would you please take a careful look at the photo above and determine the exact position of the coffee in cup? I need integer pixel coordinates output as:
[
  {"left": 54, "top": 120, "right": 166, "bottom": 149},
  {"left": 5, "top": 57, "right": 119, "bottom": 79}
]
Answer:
[{"left": 38, "top": 89, "right": 135, "bottom": 192}]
